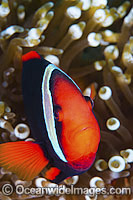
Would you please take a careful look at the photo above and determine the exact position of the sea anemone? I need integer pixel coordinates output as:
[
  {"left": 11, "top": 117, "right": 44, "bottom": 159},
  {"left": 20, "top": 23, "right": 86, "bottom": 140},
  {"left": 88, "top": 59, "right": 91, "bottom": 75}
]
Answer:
[{"left": 0, "top": 0, "right": 132, "bottom": 199}]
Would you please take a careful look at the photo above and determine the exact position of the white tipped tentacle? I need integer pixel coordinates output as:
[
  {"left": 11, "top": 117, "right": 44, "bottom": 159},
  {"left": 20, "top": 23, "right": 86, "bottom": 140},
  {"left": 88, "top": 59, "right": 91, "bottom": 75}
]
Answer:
[{"left": 108, "top": 156, "right": 125, "bottom": 172}]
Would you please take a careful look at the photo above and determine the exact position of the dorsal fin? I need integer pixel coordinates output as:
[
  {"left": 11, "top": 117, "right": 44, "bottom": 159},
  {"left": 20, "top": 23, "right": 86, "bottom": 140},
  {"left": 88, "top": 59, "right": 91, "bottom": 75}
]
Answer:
[{"left": 22, "top": 51, "right": 41, "bottom": 62}]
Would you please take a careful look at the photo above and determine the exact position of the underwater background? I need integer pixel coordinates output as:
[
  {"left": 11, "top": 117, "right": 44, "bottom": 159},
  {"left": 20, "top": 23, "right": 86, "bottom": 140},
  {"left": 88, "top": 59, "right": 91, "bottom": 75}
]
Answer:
[{"left": 0, "top": 0, "right": 132, "bottom": 199}]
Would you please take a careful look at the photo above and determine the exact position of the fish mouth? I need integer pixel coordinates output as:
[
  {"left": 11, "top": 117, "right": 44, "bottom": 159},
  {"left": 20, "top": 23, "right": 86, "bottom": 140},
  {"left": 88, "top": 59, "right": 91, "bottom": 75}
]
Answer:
[
  {"left": 80, "top": 127, "right": 90, "bottom": 132},
  {"left": 71, "top": 124, "right": 99, "bottom": 136},
  {"left": 72, "top": 125, "right": 92, "bottom": 136}
]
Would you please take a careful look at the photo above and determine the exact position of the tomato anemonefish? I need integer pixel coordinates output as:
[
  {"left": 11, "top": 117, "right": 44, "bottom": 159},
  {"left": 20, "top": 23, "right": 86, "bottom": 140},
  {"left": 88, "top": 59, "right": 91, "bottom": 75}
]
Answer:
[{"left": 0, "top": 51, "right": 100, "bottom": 183}]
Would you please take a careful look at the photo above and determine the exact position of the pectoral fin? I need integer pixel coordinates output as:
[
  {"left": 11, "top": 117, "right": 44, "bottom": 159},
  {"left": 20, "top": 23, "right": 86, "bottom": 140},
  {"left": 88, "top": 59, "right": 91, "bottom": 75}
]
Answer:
[{"left": 0, "top": 141, "right": 49, "bottom": 180}]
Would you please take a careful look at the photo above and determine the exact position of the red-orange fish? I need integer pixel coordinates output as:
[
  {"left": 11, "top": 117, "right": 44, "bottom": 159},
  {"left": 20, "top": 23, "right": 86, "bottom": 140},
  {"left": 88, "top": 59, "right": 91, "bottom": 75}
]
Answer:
[{"left": 0, "top": 51, "right": 100, "bottom": 183}]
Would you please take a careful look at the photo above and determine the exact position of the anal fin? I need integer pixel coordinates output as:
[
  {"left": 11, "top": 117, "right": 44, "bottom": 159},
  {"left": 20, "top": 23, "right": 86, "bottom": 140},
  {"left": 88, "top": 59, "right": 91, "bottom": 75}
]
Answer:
[
  {"left": 45, "top": 167, "right": 61, "bottom": 181},
  {"left": 41, "top": 165, "right": 69, "bottom": 184}
]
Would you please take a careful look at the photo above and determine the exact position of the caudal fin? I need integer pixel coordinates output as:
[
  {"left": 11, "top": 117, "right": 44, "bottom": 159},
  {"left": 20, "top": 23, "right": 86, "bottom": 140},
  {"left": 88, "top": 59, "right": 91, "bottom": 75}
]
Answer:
[{"left": 0, "top": 141, "right": 49, "bottom": 180}]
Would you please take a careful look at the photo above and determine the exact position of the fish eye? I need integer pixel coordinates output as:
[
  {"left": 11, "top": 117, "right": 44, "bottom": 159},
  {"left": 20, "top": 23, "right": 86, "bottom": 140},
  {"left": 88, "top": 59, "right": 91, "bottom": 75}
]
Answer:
[
  {"left": 84, "top": 96, "right": 94, "bottom": 109},
  {"left": 54, "top": 105, "right": 63, "bottom": 122},
  {"left": 54, "top": 111, "right": 59, "bottom": 120}
]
